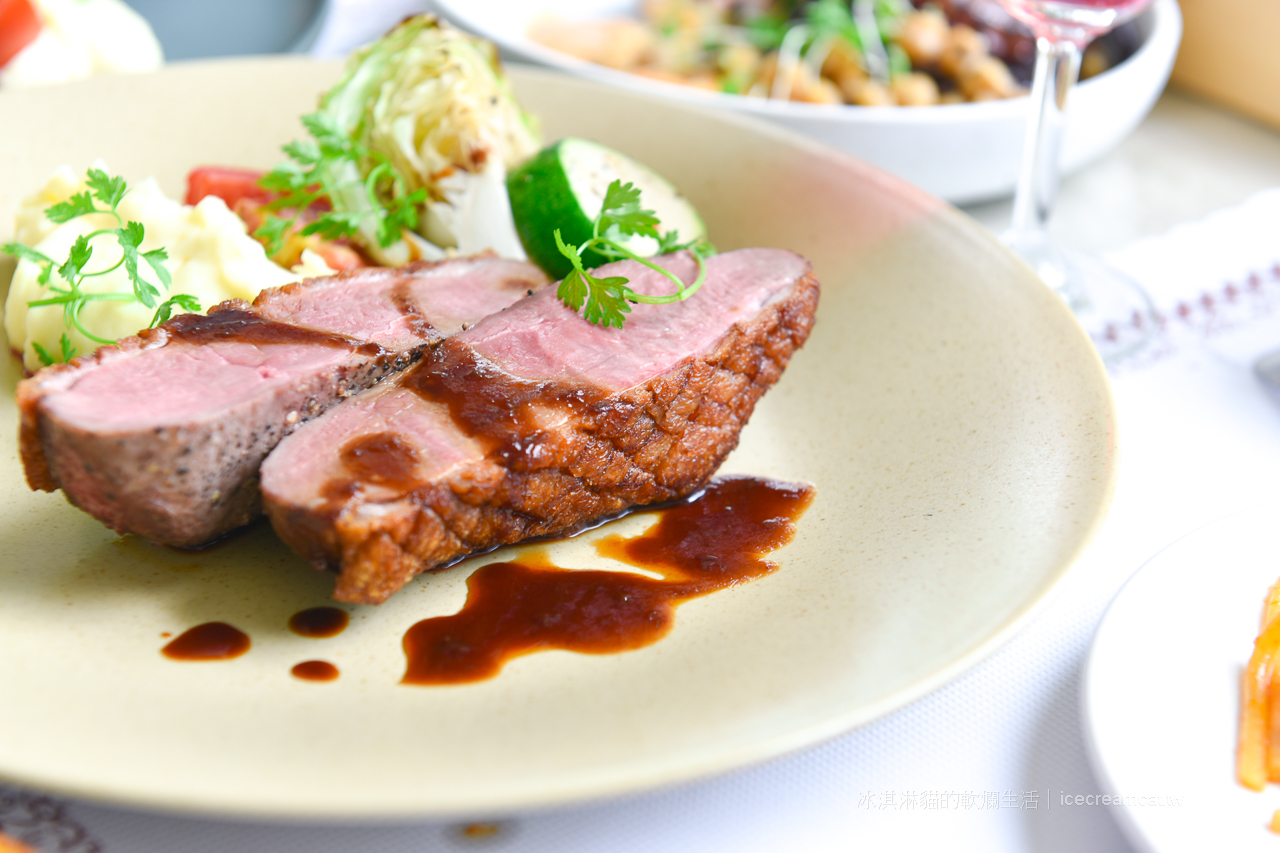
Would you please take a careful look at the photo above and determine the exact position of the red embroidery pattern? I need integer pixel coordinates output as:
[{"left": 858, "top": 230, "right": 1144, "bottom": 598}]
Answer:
[{"left": 1109, "top": 261, "right": 1280, "bottom": 373}]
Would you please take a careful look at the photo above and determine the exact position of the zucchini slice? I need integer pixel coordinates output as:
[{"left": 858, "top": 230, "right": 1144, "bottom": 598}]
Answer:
[{"left": 507, "top": 137, "right": 706, "bottom": 280}]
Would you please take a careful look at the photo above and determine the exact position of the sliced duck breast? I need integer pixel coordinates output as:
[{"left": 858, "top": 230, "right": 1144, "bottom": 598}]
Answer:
[
  {"left": 18, "top": 255, "right": 547, "bottom": 547},
  {"left": 262, "top": 248, "right": 820, "bottom": 603}
]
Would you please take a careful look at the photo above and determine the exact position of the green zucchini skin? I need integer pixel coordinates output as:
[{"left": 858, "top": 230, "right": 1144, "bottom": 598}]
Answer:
[
  {"left": 507, "top": 138, "right": 707, "bottom": 281},
  {"left": 506, "top": 140, "right": 594, "bottom": 280}
]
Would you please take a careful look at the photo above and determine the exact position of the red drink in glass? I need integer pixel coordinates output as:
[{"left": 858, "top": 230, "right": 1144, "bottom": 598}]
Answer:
[{"left": 998, "top": 0, "right": 1152, "bottom": 42}]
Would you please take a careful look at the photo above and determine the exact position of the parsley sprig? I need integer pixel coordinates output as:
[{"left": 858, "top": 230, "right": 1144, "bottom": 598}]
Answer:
[
  {"left": 553, "top": 181, "right": 715, "bottom": 329},
  {"left": 254, "top": 111, "right": 427, "bottom": 257},
  {"left": 1, "top": 168, "right": 199, "bottom": 366}
]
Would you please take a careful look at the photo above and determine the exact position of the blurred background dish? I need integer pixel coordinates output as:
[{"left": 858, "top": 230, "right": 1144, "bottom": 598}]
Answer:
[
  {"left": 433, "top": 0, "right": 1181, "bottom": 204},
  {"left": 0, "top": 0, "right": 163, "bottom": 88},
  {"left": 123, "top": 0, "right": 331, "bottom": 59},
  {"left": 0, "top": 0, "right": 332, "bottom": 89}
]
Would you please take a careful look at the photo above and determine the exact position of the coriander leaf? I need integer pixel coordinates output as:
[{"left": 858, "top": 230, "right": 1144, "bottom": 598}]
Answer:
[
  {"left": 553, "top": 227, "right": 585, "bottom": 269},
  {"left": 46, "top": 191, "right": 99, "bottom": 224},
  {"left": 255, "top": 109, "right": 424, "bottom": 257},
  {"left": 59, "top": 235, "right": 93, "bottom": 283},
  {"left": 598, "top": 181, "right": 660, "bottom": 240},
  {"left": 31, "top": 341, "right": 54, "bottom": 367},
  {"left": 554, "top": 230, "right": 627, "bottom": 324},
  {"left": 580, "top": 272, "right": 632, "bottom": 329},
  {"left": 557, "top": 268, "right": 589, "bottom": 314},
  {"left": 114, "top": 224, "right": 160, "bottom": 308},
  {"left": 375, "top": 187, "right": 427, "bottom": 247},
  {"left": 302, "top": 111, "right": 345, "bottom": 143},
  {"left": 282, "top": 139, "right": 322, "bottom": 167},
  {"left": 258, "top": 162, "right": 309, "bottom": 196},
  {"left": 117, "top": 220, "right": 144, "bottom": 250},
  {"left": 151, "top": 293, "right": 201, "bottom": 327},
  {"left": 546, "top": 185, "right": 715, "bottom": 329},
  {"left": 2, "top": 241, "right": 55, "bottom": 267},
  {"left": 689, "top": 237, "right": 717, "bottom": 260},
  {"left": 656, "top": 230, "right": 716, "bottom": 258},
  {"left": 85, "top": 168, "right": 127, "bottom": 209},
  {"left": 253, "top": 215, "right": 292, "bottom": 252},
  {"left": 601, "top": 180, "right": 642, "bottom": 215},
  {"left": 299, "top": 210, "right": 365, "bottom": 241},
  {"left": 15, "top": 169, "right": 184, "bottom": 359},
  {"left": 142, "top": 247, "right": 172, "bottom": 290}
]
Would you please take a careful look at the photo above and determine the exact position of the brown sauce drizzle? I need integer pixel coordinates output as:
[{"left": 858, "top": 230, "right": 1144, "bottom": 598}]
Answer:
[
  {"left": 400, "top": 476, "right": 815, "bottom": 685},
  {"left": 291, "top": 660, "right": 340, "bottom": 681},
  {"left": 288, "top": 606, "right": 350, "bottom": 638},
  {"left": 165, "top": 306, "right": 383, "bottom": 356},
  {"left": 161, "top": 622, "right": 250, "bottom": 661},
  {"left": 400, "top": 344, "right": 600, "bottom": 467},
  {"left": 324, "top": 433, "right": 423, "bottom": 503}
]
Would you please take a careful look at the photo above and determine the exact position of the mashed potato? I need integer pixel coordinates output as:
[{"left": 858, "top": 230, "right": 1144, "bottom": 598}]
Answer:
[{"left": 4, "top": 164, "right": 334, "bottom": 371}]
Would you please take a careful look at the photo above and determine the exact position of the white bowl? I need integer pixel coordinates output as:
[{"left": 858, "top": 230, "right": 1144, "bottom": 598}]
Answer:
[{"left": 435, "top": 0, "right": 1182, "bottom": 205}]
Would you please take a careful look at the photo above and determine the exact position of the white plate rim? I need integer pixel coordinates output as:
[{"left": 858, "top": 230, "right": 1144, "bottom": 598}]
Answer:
[{"left": 1083, "top": 500, "right": 1280, "bottom": 853}]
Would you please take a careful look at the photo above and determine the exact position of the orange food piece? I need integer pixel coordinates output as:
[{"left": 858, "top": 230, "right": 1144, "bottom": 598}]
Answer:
[
  {"left": 0, "top": 829, "right": 40, "bottom": 853},
  {"left": 1239, "top": 610, "right": 1280, "bottom": 790}
]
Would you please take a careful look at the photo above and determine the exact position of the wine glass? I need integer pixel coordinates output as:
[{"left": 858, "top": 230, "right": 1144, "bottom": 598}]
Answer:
[{"left": 995, "top": 0, "right": 1157, "bottom": 362}]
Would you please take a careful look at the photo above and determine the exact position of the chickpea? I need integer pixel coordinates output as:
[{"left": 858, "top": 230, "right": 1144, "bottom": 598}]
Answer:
[
  {"left": 890, "top": 72, "right": 941, "bottom": 106},
  {"left": 957, "top": 54, "right": 1021, "bottom": 100},
  {"left": 820, "top": 38, "right": 868, "bottom": 90},
  {"left": 938, "top": 24, "right": 987, "bottom": 81},
  {"left": 757, "top": 53, "right": 842, "bottom": 104},
  {"left": 846, "top": 77, "right": 896, "bottom": 106},
  {"left": 895, "top": 9, "right": 950, "bottom": 69}
]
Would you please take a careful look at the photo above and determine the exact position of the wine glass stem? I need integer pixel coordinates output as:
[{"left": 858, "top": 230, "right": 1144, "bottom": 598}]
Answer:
[{"left": 1008, "top": 35, "right": 1083, "bottom": 249}]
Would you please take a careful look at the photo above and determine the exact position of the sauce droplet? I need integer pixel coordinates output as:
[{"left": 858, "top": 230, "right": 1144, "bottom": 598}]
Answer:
[
  {"left": 161, "top": 622, "right": 250, "bottom": 661},
  {"left": 401, "top": 476, "right": 814, "bottom": 685},
  {"left": 288, "top": 606, "right": 350, "bottom": 638},
  {"left": 291, "top": 660, "right": 340, "bottom": 681}
]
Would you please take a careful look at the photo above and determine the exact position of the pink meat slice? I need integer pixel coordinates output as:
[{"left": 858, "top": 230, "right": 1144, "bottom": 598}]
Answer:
[
  {"left": 261, "top": 248, "right": 820, "bottom": 604},
  {"left": 18, "top": 255, "right": 547, "bottom": 547}
]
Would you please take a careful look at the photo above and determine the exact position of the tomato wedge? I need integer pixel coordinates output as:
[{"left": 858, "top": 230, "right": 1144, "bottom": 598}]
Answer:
[
  {"left": 184, "top": 166, "right": 276, "bottom": 209},
  {"left": 0, "top": 0, "right": 42, "bottom": 69}
]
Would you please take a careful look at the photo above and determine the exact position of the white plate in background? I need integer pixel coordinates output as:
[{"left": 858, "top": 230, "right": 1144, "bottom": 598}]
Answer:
[
  {"left": 435, "top": 0, "right": 1181, "bottom": 204},
  {"left": 1085, "top": 502, "right": 1280, "bottom": 853}
]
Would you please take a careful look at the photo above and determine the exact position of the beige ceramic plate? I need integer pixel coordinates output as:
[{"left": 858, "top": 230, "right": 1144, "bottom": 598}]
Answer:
[{"left": 0, "top": 59, "right": 1115, "bottom": 820}]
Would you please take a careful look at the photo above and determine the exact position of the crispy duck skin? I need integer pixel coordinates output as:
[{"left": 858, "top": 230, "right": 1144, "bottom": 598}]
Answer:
[{"left": 261, "top": 248, "right": 820, "bottom": 603}]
